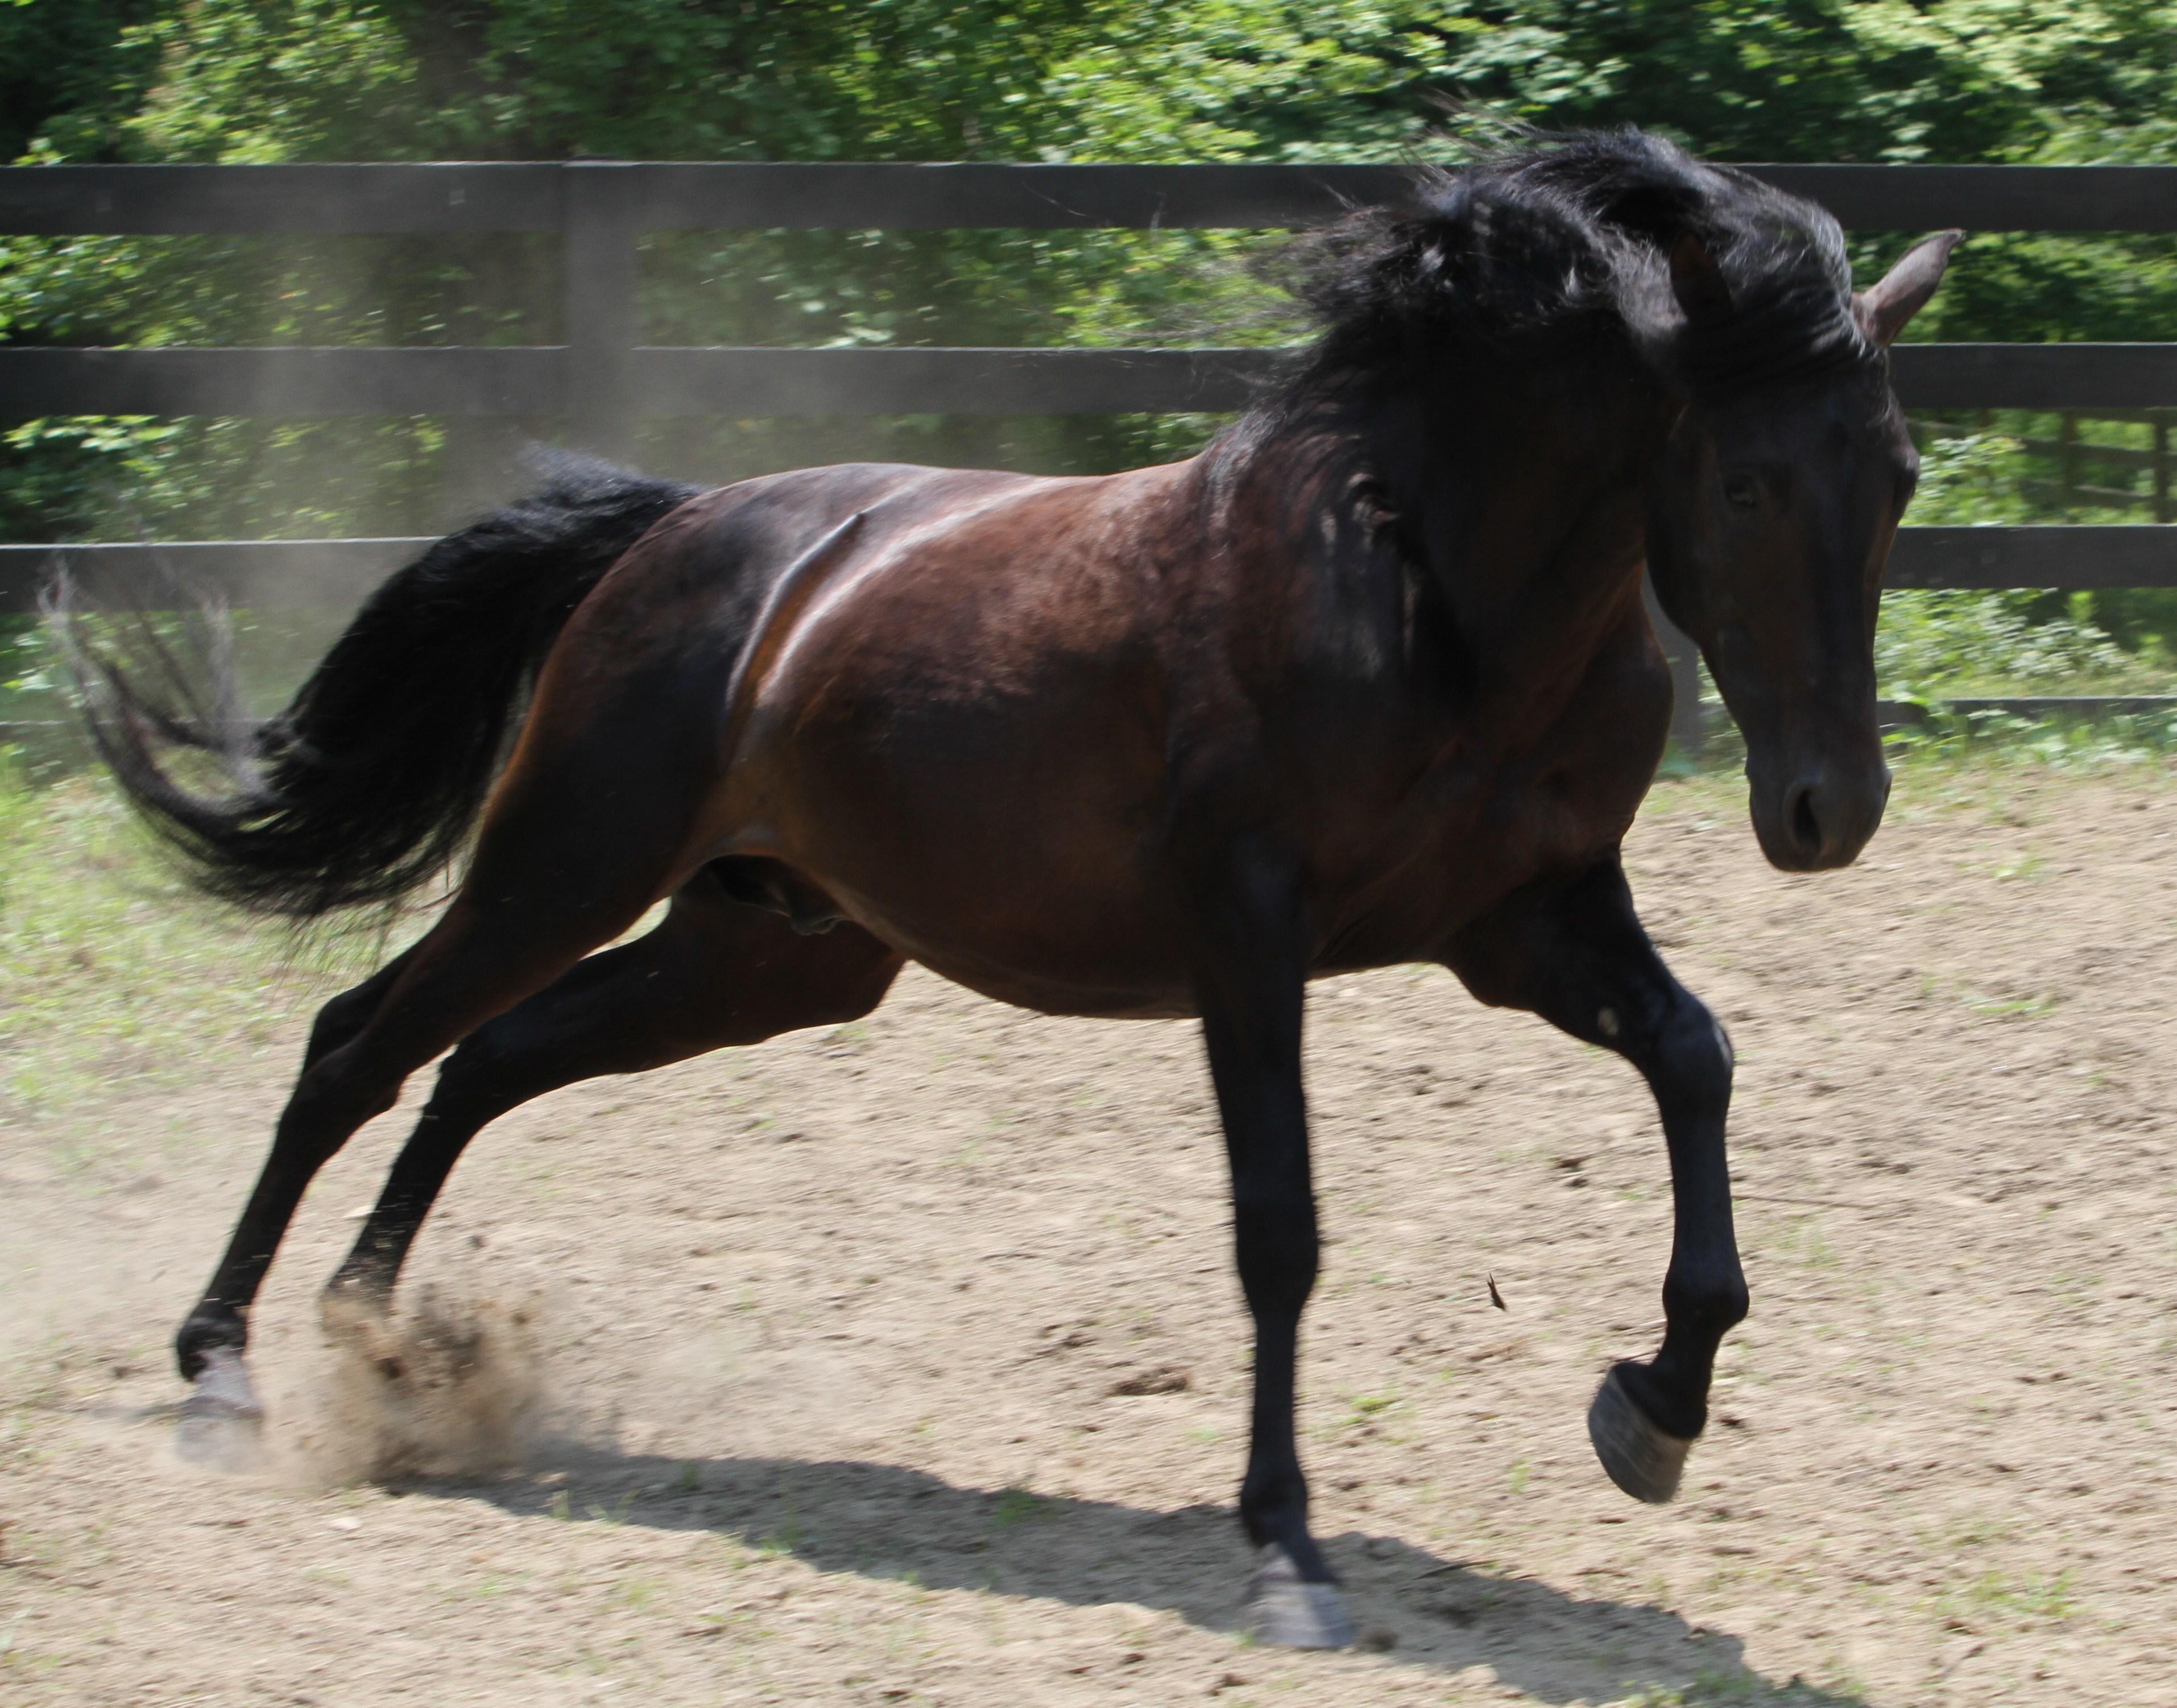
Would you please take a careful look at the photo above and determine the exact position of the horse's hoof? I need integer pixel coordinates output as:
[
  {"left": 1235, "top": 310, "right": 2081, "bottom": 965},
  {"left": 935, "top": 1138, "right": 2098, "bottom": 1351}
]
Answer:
[
  {"left": 174, "top": 1346, "right": 266, "bottom": 1472},
  {"left": 1245, "top": 1543, "right": 1355, "bottom": 1649},
  {"left": 1587, "top": 1365, "right": 1694, "bottom": 1504}
]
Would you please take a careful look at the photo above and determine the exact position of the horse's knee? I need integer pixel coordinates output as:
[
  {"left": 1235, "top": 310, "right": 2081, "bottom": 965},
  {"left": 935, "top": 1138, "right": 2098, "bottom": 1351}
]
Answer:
[
  {"left": 1646, "top": 994, "right": 1732, "bottom": 1117},
  {"left": 738, "top": 936, "right": 903, "bottom": 1042},
  {"left": 1231, "top": 1190, "right": 1321, "bottom": 1314},
  {"left": 304, "top": 990, "right": 373, "bottom": 1068},
  {"left": 816, "top": 960, "right": 896, "bottom": 1028}
]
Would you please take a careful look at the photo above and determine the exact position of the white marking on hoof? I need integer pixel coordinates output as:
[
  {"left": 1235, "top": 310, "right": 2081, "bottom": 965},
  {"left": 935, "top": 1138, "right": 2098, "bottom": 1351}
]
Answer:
[
  {"left": 1587, "top": 1365, "right": 1694, "bottom": 1504},
  {"left": 175, "top": 1346, "right": 265, "bottom": 1472},
  {"left": 1245, "top": 1543, "right": 1354, "bottom": 1649}
]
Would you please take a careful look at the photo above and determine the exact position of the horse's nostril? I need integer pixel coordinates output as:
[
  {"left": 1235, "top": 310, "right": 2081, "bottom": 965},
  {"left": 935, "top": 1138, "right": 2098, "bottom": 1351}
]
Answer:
[{"left": 1790, "top": 785, "right": 1822, "bottom": 855}]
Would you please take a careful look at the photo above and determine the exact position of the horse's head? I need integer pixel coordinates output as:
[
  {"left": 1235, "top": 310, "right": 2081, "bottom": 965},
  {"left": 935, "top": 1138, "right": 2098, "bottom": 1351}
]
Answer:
[{"left": 1646, "top": 229, "right": 1959, "bottom": 872}]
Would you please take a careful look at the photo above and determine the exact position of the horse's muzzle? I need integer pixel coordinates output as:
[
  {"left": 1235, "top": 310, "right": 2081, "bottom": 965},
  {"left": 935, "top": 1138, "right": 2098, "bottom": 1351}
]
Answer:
[{"left": 1749, "top": 751, "right": 1890, "bottom": 872}]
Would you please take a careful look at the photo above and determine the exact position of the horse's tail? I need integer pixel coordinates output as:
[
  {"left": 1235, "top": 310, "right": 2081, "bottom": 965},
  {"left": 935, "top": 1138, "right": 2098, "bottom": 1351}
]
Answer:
[{"left": 52, "top": 452, "right": 699, "bottom": 920}]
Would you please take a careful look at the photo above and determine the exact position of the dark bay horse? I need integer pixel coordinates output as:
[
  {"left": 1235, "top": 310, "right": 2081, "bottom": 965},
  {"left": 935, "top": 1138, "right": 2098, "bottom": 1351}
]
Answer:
[{"left": 72, "top": 131, "right": 1956, "bottom": 1648}]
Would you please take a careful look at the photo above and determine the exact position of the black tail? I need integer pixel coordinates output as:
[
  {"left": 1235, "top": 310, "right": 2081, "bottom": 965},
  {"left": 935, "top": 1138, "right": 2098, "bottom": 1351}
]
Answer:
[{"left": 52, "top": 452, "right": 699, "bottom": 919}]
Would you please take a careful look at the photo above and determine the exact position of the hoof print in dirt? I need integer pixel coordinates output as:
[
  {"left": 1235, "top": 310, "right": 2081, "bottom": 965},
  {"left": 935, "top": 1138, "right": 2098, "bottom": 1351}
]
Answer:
[
  {"left": 1107, "top": 1365, "right": 1190, "bottom": 1396},
  {"left": 1587, "top": 1365, "right": 1694, "bottom": 1504},
  {"left": 174, "top": 1347, "right": 266, "bottom": 1473},
  {"left": 1245, "top": 1543, "right": 1355, "bottom": 1649}
]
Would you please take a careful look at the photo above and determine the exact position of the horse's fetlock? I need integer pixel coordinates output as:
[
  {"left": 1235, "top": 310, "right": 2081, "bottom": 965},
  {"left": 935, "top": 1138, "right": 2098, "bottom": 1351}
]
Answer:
[
  {"left": 1241, "top": 1466, "right": 1308, "bottom": 1521},
  {"left": 1665, "top": 1268, "right": 1749, "bottom": 1335},
  {"left": 176, "top": 1307, "right": 247, "bottom": 1381}
]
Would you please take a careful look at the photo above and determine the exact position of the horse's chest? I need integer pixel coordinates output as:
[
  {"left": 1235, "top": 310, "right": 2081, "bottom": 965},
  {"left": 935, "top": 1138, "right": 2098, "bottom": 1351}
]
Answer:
[
  {"left": 1310, "top": 787, "right": 1601, "bottom": 968},
  {"left": 1311, "top": 703, "right": 1662, "bottom": 968}
]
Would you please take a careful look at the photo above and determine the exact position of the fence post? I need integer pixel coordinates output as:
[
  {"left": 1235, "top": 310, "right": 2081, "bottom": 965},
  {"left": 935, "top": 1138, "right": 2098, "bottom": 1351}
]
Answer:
[
  {"left": 562, "top": 159, "right": 641, "bottom": 457},
  {"left": 1643, "top": 574, "right": 1706, "bottom": 757}
]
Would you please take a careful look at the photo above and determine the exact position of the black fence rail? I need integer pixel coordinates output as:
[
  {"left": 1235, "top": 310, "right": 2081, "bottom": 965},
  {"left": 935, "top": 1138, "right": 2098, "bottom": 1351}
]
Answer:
[{"left": 5, "top": 159, "right": 2176, "bottom": 749}]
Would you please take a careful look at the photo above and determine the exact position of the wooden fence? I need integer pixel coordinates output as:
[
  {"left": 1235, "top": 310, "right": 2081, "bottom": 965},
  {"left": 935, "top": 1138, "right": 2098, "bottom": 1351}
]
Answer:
[{"left": 3, "top": 159, "right": 2176, "bottom": 747}]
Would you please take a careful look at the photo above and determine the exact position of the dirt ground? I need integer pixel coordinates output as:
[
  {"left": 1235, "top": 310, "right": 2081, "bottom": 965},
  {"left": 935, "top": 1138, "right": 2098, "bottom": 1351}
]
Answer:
[{"left": 6, "top": 768, "right": 2177, "bottom": 1707}]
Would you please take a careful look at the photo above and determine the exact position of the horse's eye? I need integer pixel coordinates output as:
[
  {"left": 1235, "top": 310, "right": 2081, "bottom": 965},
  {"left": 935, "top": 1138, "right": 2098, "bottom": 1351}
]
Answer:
[{"left": 1721, "top": 473, "right": 1761, "bottom": 511}]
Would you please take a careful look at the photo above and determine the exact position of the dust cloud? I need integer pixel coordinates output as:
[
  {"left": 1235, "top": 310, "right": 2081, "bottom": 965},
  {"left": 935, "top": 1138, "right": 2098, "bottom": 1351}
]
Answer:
[{"left": 280, "top": 1286, "right": 550, "bottom": 1484}]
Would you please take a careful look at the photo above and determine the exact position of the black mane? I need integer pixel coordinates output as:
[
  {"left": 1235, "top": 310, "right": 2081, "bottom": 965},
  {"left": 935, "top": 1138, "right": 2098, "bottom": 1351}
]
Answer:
[{"left": 1269, "top": 127, "right": 1873, "bottom": 414}]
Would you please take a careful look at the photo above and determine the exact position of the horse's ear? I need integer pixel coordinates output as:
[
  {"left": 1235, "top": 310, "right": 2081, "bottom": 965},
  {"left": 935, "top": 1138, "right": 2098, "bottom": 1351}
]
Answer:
[
  {"left": 1854, "top": 230, "right": 1963, "bottom": 348},
  {"left": 1668, "top": 230, "right": 1733, "bottom": 327}
]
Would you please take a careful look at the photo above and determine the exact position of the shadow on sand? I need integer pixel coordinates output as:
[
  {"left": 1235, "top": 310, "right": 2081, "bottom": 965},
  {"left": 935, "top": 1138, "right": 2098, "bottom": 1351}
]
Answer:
[{"left": 416, "top": 1446, "right": 1866, "bottom": 1706}]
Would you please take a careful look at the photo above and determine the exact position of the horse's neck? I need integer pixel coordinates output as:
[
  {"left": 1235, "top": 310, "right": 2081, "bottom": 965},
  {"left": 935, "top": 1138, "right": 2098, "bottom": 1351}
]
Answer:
[
  {"left": 1369, "top": 369, "right": 1666, "bottom": 703},
  {"left": 1214, "top": 363, "right": 1665, "bottom": 709}
]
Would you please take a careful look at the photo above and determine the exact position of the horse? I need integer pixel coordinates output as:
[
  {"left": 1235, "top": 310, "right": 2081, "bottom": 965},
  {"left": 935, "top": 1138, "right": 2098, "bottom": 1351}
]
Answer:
[{"left": 67, "top": 128, "right": 1957, "bottom": 1649}]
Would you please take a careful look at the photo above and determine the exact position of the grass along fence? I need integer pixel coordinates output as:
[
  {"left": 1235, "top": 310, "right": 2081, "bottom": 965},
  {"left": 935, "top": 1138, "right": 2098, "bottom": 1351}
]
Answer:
[{"left": 3, "top": 160, "right": 2176, "bottom": 750}]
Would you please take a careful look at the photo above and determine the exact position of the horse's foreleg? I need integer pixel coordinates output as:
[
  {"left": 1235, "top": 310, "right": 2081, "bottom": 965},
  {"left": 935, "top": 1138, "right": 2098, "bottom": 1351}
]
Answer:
[
  {"left": 1189, "top": 840, "right": 1352, "bottom": 1650},
  {"left": 1447, "top": 855, "right": 1743, "bottom": 1504},
  {"left": 322, "top": 879, "right": 903, "bottom": 1325}
]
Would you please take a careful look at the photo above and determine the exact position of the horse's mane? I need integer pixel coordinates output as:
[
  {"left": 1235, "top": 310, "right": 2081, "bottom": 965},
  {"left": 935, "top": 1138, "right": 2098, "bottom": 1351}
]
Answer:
[{"left": 1259, "top": 127, "right": 1873, "bottom": 425}]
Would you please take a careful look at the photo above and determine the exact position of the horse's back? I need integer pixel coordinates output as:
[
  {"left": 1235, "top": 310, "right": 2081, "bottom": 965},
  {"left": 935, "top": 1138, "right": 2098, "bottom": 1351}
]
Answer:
[{"left": 514, "top": 461, "right": 1090, "bottom": 740}]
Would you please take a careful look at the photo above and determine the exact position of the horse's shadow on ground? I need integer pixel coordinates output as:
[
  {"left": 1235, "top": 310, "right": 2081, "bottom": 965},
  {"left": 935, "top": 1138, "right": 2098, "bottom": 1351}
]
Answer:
[{"left": 428, "top": 1447, "right": 1863, "bottom": 1706}]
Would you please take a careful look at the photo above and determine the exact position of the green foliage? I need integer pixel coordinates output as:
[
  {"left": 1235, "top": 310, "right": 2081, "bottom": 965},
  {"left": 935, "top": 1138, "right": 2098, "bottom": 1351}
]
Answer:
[
  {"left": 0, "top": 0, "right": 161, "bottom": 165},
  {"left": 1903, "top": 431, "right": 2035, "bottom": 528},
  {"left": 116, "top": 0, "right": 427, "bottom": 164},
  {"left": 1878, "top": 588, "right": 2145, "bottom": 701},
  {"left": 1873, "top": 432, "right": 2177, "bottom": 705}
]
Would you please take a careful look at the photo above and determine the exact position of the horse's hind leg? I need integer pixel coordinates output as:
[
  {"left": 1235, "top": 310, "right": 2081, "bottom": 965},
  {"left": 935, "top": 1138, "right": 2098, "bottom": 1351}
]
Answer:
[
  {"left": 1446, "top": 855, "right": 1744, "bottom": 1505},
  {"left": 167, "top": 947, "right": 422, "bottom": 1452},
  {"left": 172, "top": 781, "right": 702, "bottom": 1454},
  {"left": 321, "top": 870, "right": 904, "bottom": 1326},
  {"left": 172, "top": 944, "right": 413, "bottom": 1375}
]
